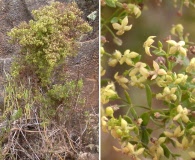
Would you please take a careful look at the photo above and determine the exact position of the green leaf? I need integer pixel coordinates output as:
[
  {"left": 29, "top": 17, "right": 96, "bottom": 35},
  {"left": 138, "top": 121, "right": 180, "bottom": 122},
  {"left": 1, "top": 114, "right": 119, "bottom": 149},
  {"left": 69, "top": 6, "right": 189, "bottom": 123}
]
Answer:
[
  {"left": 145, "top": 84, "right": 152, "bottom": 108},
  {"left": 130, "top": 107, "right": 138, "bottom": 119},
  {"left": 186, "top": 122, "right": 195, "bottom": 129},
  {"left": 105, "top": 0, "right": 116, "bottom": 7},
  {"left": 111, "top": 17, "right": 118, "bottom": 23},
  {"left": 153, "top": 49, "right": 166, "bottom": 56},
  {"left": 141, "top": 112, "right": 150, "bottom": 126},
  {"left": 124, "top": 90, "right": 131, "bottom": 104},
  {"left": 123, "top": 115, "right": 133, "bottom": 124},
  {"left": 161, "top": 144, "right": 171, "bottom": 158},
  {"left": 141, "top": 129, "right": 149, "bottom": 145}
]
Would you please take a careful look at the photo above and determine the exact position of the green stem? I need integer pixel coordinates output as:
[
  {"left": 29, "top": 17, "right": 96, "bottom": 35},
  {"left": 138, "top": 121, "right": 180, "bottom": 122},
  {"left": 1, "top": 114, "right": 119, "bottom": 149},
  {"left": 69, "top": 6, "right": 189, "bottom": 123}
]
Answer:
[
  {"left": 166, "top": 44, "right": 172, "bottom": 71},
  {"left": 104, "top": 24, "right": 116, "bottom": 38}
]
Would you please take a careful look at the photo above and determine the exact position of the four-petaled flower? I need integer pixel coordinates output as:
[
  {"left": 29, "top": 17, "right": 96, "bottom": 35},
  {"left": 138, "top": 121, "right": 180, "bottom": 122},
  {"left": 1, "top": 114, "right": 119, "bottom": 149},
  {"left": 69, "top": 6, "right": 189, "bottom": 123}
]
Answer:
[
  {"left": 119, "top": 49, "right": 139, "bottom": 66},
  {"left": 173, "top": 105, "right": 189, "bottom": 123},
  {"left": 150, "top": 61, "right": 167, "bottom": 80},
  {"left": 174, "top": 136, "right": 190, "bottom": 149},
  {"left": 143, "top": 36, "right": 156, "bottom": 56},
  {"left": 166, "top": 40, "right": 187, "bottom": 56},
  {"left": 129, "top": 62, "right": 149, "bottom": 78},
  {"left": 114, "top": 72, "right": 129, "bottom": 89},
  {"left": 164, "top": 126, "right": 184, "bottom": 138},
  {"left": 112, "top": 16, "right": 132, "bottom": 35},
  {"left": 130, "top": 75, "right": 147, "bottom": 88}
]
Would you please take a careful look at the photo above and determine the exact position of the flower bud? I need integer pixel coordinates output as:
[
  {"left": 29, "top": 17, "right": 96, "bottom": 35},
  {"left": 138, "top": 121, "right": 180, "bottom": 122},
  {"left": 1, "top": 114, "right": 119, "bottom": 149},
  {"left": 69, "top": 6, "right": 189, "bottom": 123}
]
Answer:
[
  {"left": 105, "top": 107, "right": 114, "bottom": 117},
  {"left": 113, "top": 37, "right": 123, "bottom": 46},
  {"left": 121, "top": 118, "right": 128, "bottom": 129}
]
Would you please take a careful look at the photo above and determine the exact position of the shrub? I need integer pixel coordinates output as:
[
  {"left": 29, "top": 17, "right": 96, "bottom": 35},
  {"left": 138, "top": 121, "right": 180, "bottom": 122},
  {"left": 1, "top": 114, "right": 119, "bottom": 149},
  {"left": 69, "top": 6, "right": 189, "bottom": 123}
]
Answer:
[{"left": 8, "top": 2, "right": 92, "bottom": 86}]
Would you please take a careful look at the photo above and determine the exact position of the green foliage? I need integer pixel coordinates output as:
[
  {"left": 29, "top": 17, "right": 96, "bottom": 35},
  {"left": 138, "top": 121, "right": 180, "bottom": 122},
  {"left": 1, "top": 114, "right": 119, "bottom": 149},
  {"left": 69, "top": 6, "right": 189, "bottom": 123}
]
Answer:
[
  {"left": 8, "top": 2, "right": 92, "bottom": 86},
  {"left": 47, "top": 80, "right": 83, "bottom": 106}
]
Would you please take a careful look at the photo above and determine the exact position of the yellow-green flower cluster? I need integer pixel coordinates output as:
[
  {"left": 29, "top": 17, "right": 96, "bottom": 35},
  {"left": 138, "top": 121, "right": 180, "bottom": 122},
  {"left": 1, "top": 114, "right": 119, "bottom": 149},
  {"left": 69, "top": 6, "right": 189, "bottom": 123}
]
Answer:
[
  {"left": 102, "top": 110, "right": 135, "bottom": 139},
  {"left": 8, "top": 2, "right": 92, "bottom": 86},
  {"left": 156, "top": 87, "right": 177, "bottom": 102},
  {"left": 156, "top": 72, "right": 188, "bottom": 87}
]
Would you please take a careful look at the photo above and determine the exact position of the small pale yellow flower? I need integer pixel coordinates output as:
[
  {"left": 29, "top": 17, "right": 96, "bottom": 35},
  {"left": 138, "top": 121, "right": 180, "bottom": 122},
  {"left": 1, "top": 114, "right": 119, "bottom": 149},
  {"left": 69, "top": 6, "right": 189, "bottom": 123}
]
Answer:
[
  {"left": 173, "top": 105, "right": 189, "bottom": 123},
  {"left": 171, "top": 24, "right": 183, "bottom": 36},
  {"left": 119, "top": 49, "right": 139, "bottom": 66},
  {"left": 186, "top": 58, "right": 195, "bottom": 73},
  {"left": 130, "top": 76, "right": 147, "bottom": 88},
  {"left": 143, "top": 36, "right": 156, "bottom": 56},
  {"left": 126, "top": 4, "right": 141, "bottom": 18},
  {"left": 150, "top": 137, "right": 166, "bottom": 159},
  {"left": 175, "top": 136, "right": 190, "bottom": 149},
  {"left": 150, "top": 61, "right": 167, "bottom": 80},
  {"left": 166, "top": 40, "right": 187, "bottom": 56},
  {"left": 164, "top": 126, "right": 184, "bottom": 138},
  {"left": 112, "top": 16, "right": 132, "bottom": 35},
  {"left": 137, "top": 118, "right": 143, "bottom": 126},
  {"left": 108, "top": 50, "right": 122, "bottom": 67},
  {"left": 114, "top": 72, "right": 129, "bottom": 89},
  {"left": 129, "top": 62, "right": 149, "bottom": 78}
]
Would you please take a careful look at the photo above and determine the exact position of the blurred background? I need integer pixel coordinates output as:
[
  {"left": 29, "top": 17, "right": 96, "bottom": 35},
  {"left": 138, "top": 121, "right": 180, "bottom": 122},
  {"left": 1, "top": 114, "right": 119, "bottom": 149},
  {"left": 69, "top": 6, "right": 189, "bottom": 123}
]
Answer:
[{"left": 101, "top": 0, "right": 195, "bottom": 159}]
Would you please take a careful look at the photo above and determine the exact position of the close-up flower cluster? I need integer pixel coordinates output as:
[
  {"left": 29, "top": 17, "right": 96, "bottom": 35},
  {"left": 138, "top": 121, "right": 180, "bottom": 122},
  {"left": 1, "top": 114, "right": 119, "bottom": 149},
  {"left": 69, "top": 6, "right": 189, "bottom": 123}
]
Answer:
[{"left": 101, "top": 0, "right": 195, "bottom": 160}]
